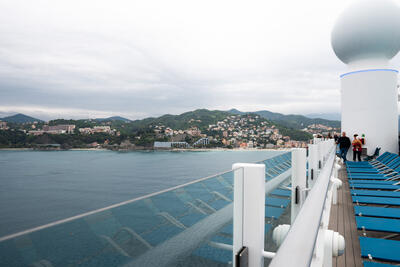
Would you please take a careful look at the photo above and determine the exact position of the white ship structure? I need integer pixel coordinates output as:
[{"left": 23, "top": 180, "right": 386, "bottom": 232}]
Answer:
[{"left": 1, "top": 0, "right": 400, "bottom": 266}]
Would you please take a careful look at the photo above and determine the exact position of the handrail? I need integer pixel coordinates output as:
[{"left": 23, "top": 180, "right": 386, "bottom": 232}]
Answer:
[{"left": 269, "top": 146, "right": 336, "bottom": 267}]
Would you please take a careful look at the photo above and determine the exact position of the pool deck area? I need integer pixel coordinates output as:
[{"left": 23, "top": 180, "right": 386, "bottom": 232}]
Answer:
[{"left": 329, "top": 164, "right": 363, "bottom": 267}]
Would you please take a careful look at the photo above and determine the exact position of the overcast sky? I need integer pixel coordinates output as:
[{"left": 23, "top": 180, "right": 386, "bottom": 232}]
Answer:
[{"left": 1, "top": 0, "right": 400, "bottom": 120}]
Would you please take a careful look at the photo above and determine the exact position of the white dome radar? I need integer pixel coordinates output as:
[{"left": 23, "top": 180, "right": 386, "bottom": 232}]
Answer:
[{"left": 331, "top": 0, "right": 400, "bottom": 64}]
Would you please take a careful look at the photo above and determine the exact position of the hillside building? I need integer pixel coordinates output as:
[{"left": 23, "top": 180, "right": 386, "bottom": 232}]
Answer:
[{"left": 0, "top": 121, "right": 8, "bottom": 130}]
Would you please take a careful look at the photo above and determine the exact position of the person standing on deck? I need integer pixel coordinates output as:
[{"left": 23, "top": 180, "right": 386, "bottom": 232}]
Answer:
[
  {"left": 334, "top": 134, "right": 339, "bottom": 143},
  {"left": 337, "top": 132, "right": 351, "bottom": 162},
  {"left": 352, "top": 134, "right": 363, "bottom": 161},
  {"left": 360, "top": 134, "right": 365, "bottom": 145},
  {"left": 360, "top": 134, "right": 367, "bottom": 156}
]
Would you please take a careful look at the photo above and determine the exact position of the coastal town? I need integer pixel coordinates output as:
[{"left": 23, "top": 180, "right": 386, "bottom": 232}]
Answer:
[{"left": 0, "top": 112, "right": 340, "bottom": 150}]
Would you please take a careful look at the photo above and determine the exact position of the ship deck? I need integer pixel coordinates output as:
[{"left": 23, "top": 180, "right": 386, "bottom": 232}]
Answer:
[{"left": 329, "top": 164, "right": 363, "bottom": 267}]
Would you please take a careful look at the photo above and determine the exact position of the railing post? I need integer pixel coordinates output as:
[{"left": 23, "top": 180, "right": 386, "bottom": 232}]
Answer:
[
  {"left": 291, "top": 148, "right": 307, "bottom": 223},
  {"left": 318, "top": 141, "right": 324, "bottom": 169},
  {"left": 331, "top": 162, "right": 342, "bottom": 205},
  {"left": 313, "top": 137, "right": 320, "bottom": 145},
  {"left": 308, "top": 144, "right": 318, "bottom": 188},
  {"left": 233, "top": 163, "right": 266, "bottom": 267}
]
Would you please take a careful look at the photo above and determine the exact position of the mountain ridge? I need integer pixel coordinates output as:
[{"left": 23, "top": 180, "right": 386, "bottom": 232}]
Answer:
[
  {"left": 95, "top": 116, "right": 131, "bottom": 122},
  {"left": 1, "top": 109, "right": 341, "bottom": 130},
  {"left": 1, "top": 113, "right": 43, "bottom": 123},
  {"left": 227, "top": 109, "right": 341, "bottom": 129}
]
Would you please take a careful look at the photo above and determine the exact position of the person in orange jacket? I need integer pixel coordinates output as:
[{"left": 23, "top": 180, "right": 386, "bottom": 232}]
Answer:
[{"left": 352, "top": 134, "right": 363, "bottom": 161}]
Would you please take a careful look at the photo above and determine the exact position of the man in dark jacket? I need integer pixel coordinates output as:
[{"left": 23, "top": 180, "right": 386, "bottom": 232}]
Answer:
[{"left": 337, "top": 132, "right": 351, "bottom": 162}]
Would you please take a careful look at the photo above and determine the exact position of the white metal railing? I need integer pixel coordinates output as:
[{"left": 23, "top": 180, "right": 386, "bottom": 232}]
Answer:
[{"left": 233, "top": 139, "right": 344, "bottom": 267}]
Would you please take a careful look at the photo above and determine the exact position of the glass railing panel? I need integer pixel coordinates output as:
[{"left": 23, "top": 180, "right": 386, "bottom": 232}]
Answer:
[
  {"left": 261, "top": 151, "right": 291, "bottom": 181},
  {"left": 261, "top": 152, "right": 292, "bottom": 266},
  {"left": 0, "top": 169, "right": 241, "bottom": 267},
  {"left": 0, "top": 151, "right": 295, "bottom": 267}
]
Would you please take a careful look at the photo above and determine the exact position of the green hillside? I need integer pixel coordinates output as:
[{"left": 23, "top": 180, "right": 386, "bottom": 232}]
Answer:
[
  {"left": 1, "top": 113, "right": 43, "bottom": 123},
  {"left": 228, "top": 109, "right": 340, "bottom": 129}
]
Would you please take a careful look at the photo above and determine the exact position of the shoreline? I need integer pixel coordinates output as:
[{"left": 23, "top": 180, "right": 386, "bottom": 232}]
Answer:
[{"left": 0, "top": 147, "right": 288, "bottom": 152}]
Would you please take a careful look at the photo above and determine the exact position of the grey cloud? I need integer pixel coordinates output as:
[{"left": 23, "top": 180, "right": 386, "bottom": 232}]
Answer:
[{"left": 0, "top": 0, "right": 392, "bottom": 120}]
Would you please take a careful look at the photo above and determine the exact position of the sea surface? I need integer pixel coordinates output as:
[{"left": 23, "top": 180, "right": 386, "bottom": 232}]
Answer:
[{"left": 0, "top": 150, "right": 281, "bottom": 237}]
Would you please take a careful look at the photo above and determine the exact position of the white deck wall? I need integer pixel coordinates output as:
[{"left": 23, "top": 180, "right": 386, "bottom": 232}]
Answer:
[{"left": 341, "top": 69, "right": 398, "bottom": 154}]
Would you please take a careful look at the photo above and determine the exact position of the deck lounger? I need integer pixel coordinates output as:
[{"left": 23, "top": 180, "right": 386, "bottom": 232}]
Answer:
[
  {"left": 219, "top": 223, "right": 234, "bottom": 235},
  {"left": 184, "top": 182, "right": 231, "bottom": 211},
  {"left": 1, "top": 217, "right": 130, "bottom": 266},
  {"left": 347, "top": 170, "right": 399, "bottom": 178},
  {"left": 347, "top": 168, "right": 400, "bottom": 177},
  {"left": 352, "top": 196, "right": 400, "bottom": 206},
  {"left": 347, "top": 171, "right": 388, "bottom": 176},
  {"left": 112, "top": 200, "right": 185, "bottom": 246},
  {"left": 356, "top": 217, "right": 400, "bottom": 233},
  {"left": 149, "top": 190, "right": 210, "bottom": 227},
  {"left": 359, "top": 237, "right": 400, "bottom": 262},
  {"left": 265, "top": 206, "right": 285, "bottom": 219},
  {"left": 365, "top": 152, "right": 394, "bottom": 168},
  {"left": 347, "top": 171, "right": 397, "bottom": 178},
  {"left": 347, "top": 153, "right": 390, "bottom": 168},
  {"left": 347, "top": 152, "right": 391, "bottom": 167},
  {"left": 347, "top": 164, "right": 390, "bottom": 171},
  {"left": 265, "top": 197, "right": 290, "bottom": 208},
  {"left": 348, "top": 177, "right": 390, "bottom": 181},
  {"left": 348, "top": 177, "right": 394, "bottom": 182},
  {"left": 348, "top": 176, "right": 394, "bottom": 183},
  {"left": 354, "top": 206, "right": 400, "bottom": 219},
  {"left": 347, "top": 171, "right": 388, "bottom": 175},
  {"left": 363, "top": 261, "right": 399, "bottom": 267},
  {"left": 193, "top": 219, "right": 274, "bottom": 264},
  {"left": 347, "top": 171, "right": 389, "bottom": 177},
  {"left": 349, "top": 184, "right": 400, "bottom": 190},
  {"left": 270, "top": 188, "right": 291, "bottom": 197},
  {"left": 348, "top": 180, "right": 395, "bottom": 185},
  {"left": 193, "top": 235, "right": 233, "bottom": 263},
  {"left": 347, "top": 175, "right": 389, "bottom": 180},
  {"left": 347, "top": 153, "right": 400, "bottom": 174},
  {"left": 202, "top": 178, "right": 233, "bottom": 199},
  {"left": 371, "top": 153, "right": 398, "bottom": 165},
  {"left": 347, "top": 169, "right": 380, "bottom": 174},
  {"left": 351, "top": 190, "right": 400, "bottom": 198},
  {"left": 347, "top": 166, "right": 382, "bottom": 171},
  {"left": 347, "top": 161, "right": 373, "bottom": 167}
]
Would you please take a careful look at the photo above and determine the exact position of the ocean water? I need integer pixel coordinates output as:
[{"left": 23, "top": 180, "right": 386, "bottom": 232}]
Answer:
[{"left": 0, "top": 150, "right": 281, "bottom": 237}]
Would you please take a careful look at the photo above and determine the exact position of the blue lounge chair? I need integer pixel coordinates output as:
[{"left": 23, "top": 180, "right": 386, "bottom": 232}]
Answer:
[
  {"left": 352, "top": 196, "right": 400, "bottom": 206},
  {"left": 192, "top": 235, "right": 233, "bottom": 264},
  {"left": 265, "top": 206, "right": 285, "bottom": 219},
  {"left": 349, "top": 184, "right": 400, "bottom": 190},
  {"left": 347, "top": 175, "right": 389, "bottom": 180},
  {"left": 362, "top": 147, "right": 381, "bottom": 161},
  {"left": 347, "top": 153, "right": 400, "bottom": 174},
  {"left": 356, "top": 217, "right": 400, "bottom": 233},
  {"left": 359, "top": 237, "right": 400, "bottom": 262},
  {"left": 349, "top": 180, "right": 395, "bottom": 185},
  {"left": 270, "top": 188, "right": 291, "bottom": 197},
  {"left": 0, "top": 217, "right": 130, "bottom": 267},
  {"left": 351, "top": 190, "right": 400, "bottom": 198},
  {"left": 354, "top": 206, "right": 400, "bottom": 219},
  {"left": 265, "top": 197, "right": 290, "bottom": 208},
  {"left": 363, "top": 261, "right": 398, "bottom": 267}
]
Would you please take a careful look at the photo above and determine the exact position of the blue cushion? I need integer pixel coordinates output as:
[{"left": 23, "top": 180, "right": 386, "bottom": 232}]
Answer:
[
  {"left": 356, "top": 217, "right": 400, "bottom": 233},
  {"left": 359, "top": 237, "right": 400, "bottom": 262}
]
